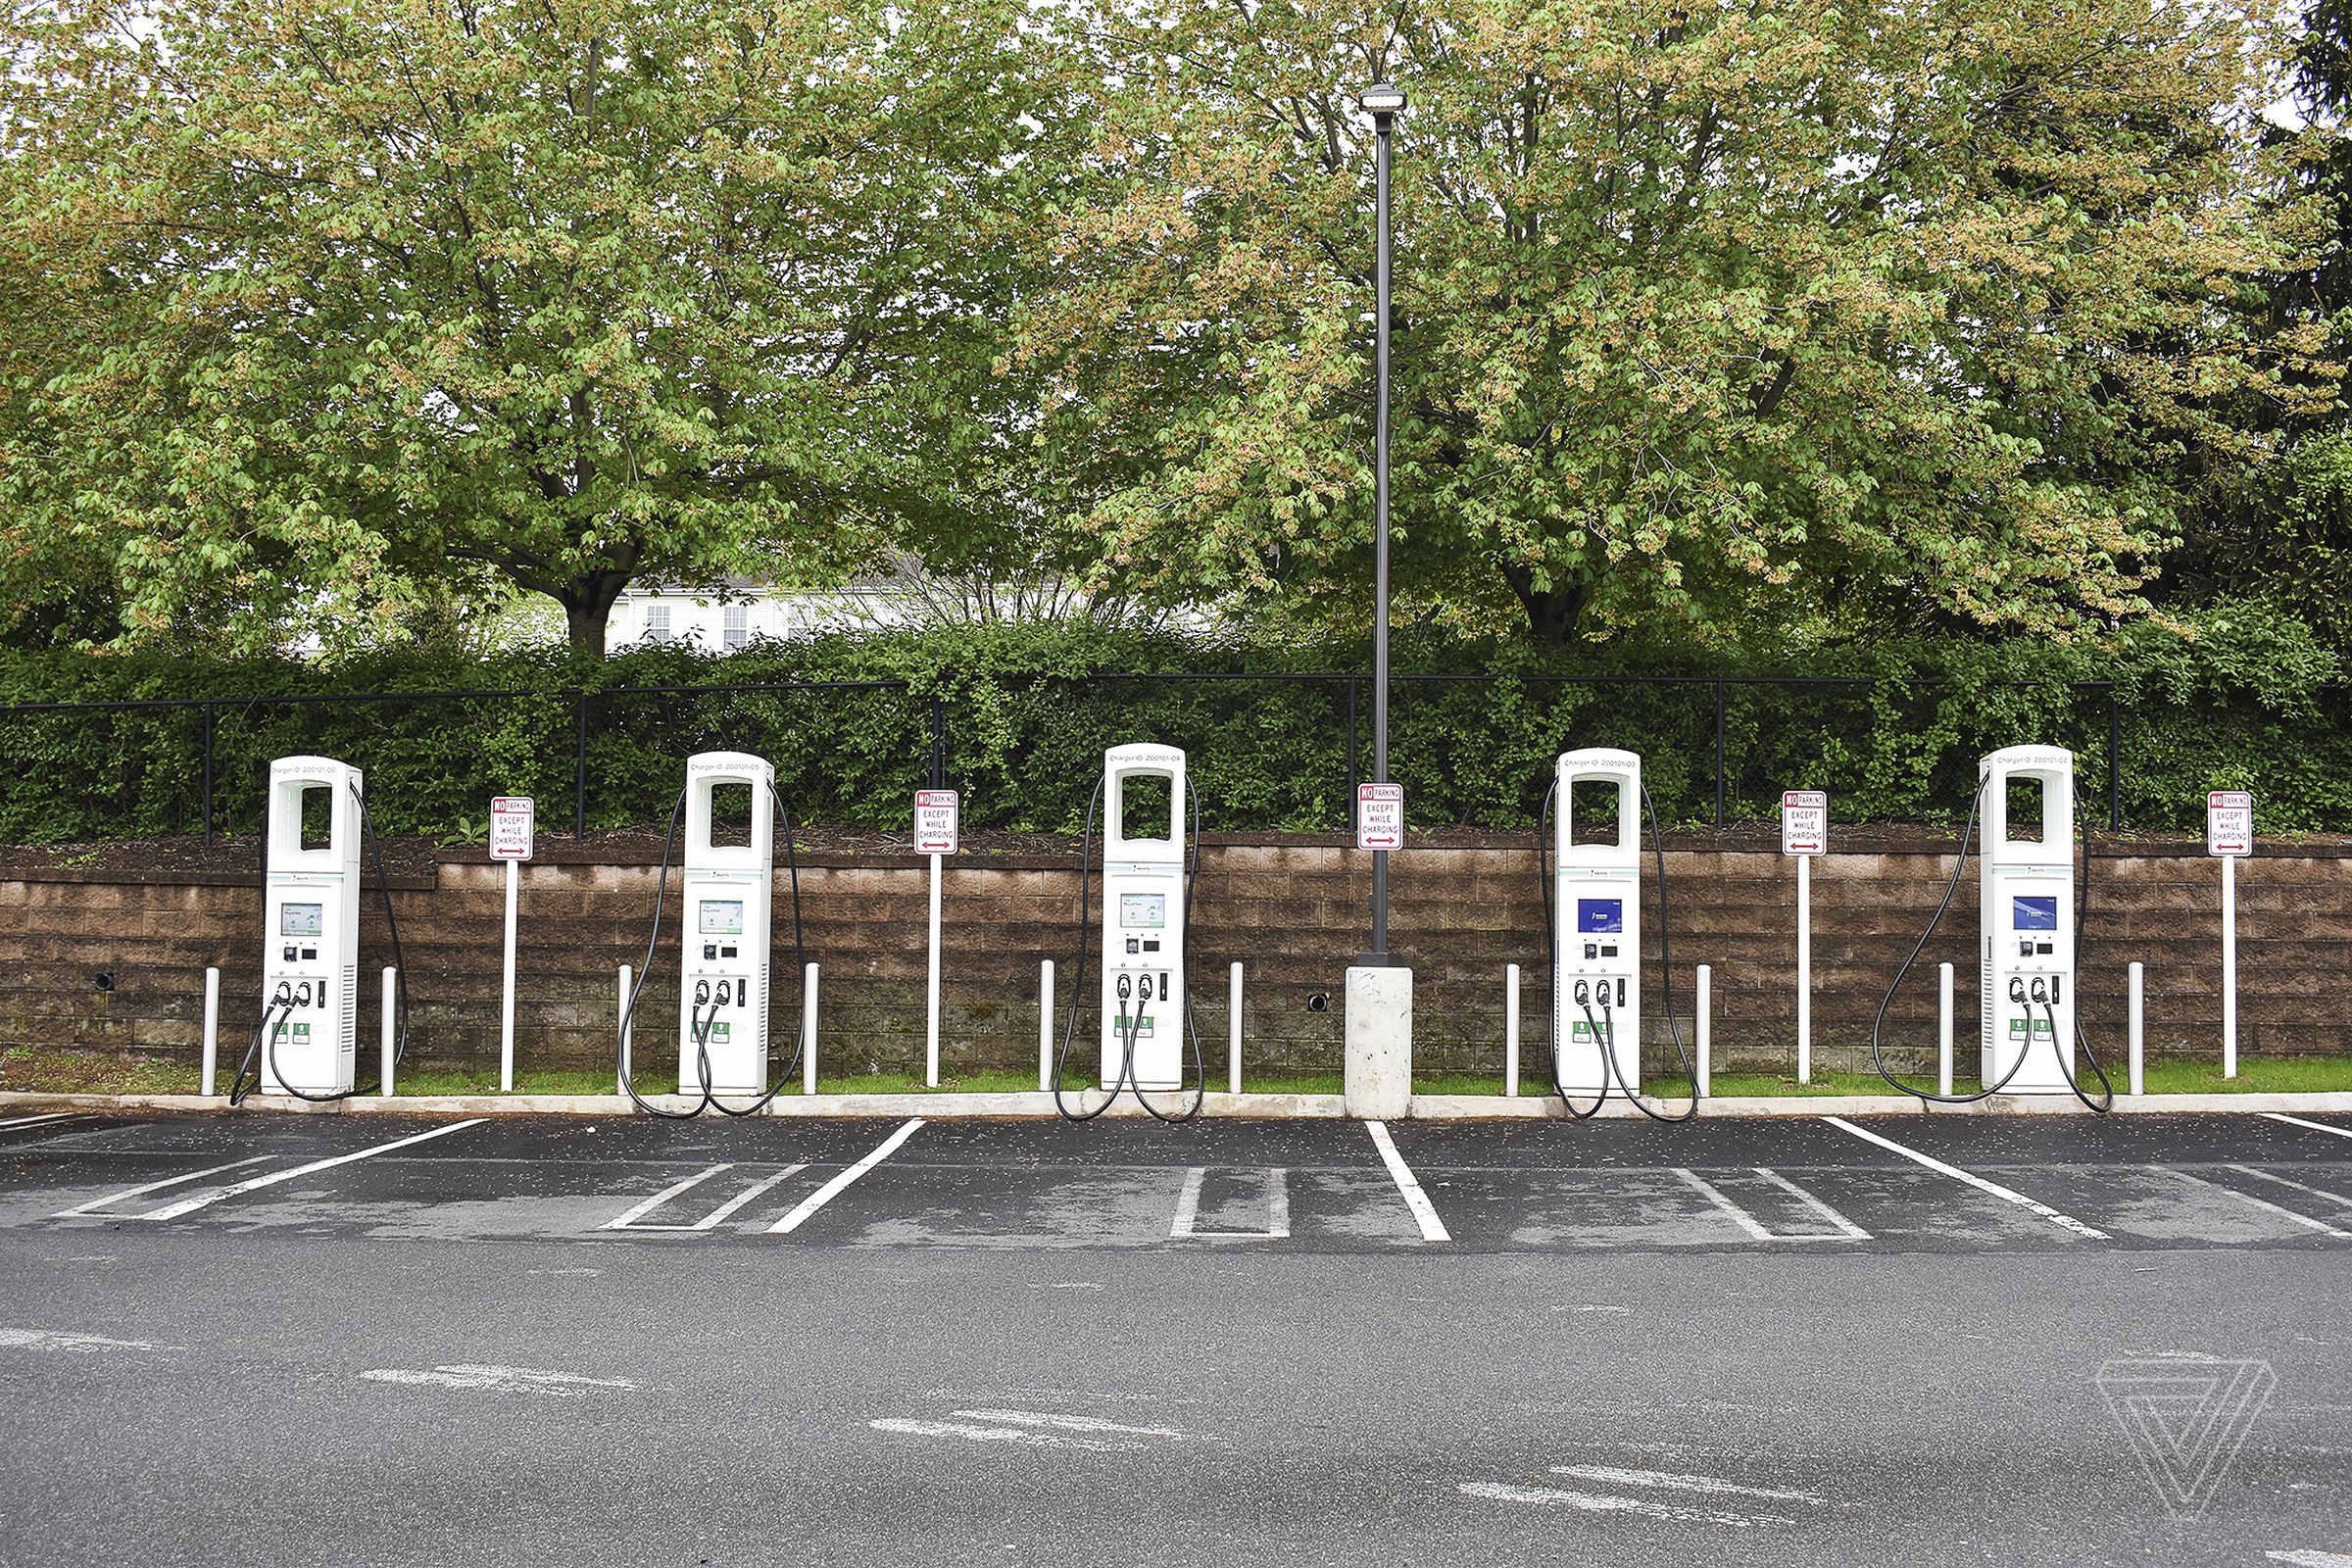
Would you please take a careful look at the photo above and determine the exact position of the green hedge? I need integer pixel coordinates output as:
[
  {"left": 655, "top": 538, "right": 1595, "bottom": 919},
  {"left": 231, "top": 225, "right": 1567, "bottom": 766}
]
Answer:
[{"left": 0, "top": 610, "right": 2344, "bottom": 842}]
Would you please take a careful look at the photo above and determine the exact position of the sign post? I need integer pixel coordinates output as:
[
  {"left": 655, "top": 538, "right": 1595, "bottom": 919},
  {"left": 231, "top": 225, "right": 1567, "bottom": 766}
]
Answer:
[
  {"left": 1782, "top": 790, "right": 1829, "bottom": 1084},
  {"left": 1356, "top": 783, "right": 1404, "bottom": 853},
  {"left": 489, "top": 796, "right": 535, "bottom": 1092},
  {"left": 915, "top": 789, "right": 959, "bottom": 1087},
  {"left": 2207, "top": 790, "right": 2252, "bottom": 1079}
]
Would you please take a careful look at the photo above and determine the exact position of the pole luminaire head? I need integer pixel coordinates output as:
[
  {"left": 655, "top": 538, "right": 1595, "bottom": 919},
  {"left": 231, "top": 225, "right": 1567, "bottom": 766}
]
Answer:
[{"left": 1359, "top": 82, "right": 1406, "bottom": 120}]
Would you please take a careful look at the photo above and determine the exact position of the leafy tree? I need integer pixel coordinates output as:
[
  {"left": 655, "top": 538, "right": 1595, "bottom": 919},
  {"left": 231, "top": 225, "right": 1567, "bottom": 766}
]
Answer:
[
  {"left": 0, "top": 0, "right": 1053, "bottom": 655},
  {"left": 1013, "top": 0, "right": 2335, "bottom": 647}
]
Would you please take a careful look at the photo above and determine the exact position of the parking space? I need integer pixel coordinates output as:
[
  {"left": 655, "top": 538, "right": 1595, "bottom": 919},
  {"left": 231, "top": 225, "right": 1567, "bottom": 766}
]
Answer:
[{"left": 0, "top": 1107, "right": 2345, "bottom": 1254}]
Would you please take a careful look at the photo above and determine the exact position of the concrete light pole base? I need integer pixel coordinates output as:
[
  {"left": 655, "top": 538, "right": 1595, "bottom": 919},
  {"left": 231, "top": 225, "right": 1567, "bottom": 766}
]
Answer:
[{"left": 1344, "top": 965, "right": 1413, "bottom": 1119}]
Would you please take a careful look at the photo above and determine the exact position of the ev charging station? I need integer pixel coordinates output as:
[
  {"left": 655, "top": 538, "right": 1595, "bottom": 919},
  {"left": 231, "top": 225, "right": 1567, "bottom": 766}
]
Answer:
[
  {"left": 1551, "top": 748, "right": 1645, "bottom": 1101},
  {"left": 1099, "top": 744, "right": 1189, "bottom": 1092},
  {"left": 1979, "top": 745, "right": 2077, "bottom": 1095},
  {"left": 677, "top": 752, "right": 776, "bottom": 1100},
  {"left": 258, "top": 756, "right": 365, "bottom": 1097}
]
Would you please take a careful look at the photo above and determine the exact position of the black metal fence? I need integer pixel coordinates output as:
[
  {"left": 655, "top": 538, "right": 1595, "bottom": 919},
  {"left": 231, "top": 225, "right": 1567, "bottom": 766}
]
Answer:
[{"left": 0, "top": 669, "right": 2221, "bottom": 844}]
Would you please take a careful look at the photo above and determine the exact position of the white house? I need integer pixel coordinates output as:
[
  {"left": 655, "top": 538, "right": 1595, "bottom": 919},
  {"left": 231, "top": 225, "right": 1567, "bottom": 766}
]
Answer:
[{"left": 611, "top": 577, "right": 917, "bottom": 650}]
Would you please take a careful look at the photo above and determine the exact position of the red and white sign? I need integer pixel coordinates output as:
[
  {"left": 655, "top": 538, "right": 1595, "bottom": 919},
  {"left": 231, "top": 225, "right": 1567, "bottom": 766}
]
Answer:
[
  {"left": 1781, "top": 790, "right": 1828, "bottom": 857},
  {"left": 1356, "top": 783, "right": 1404, "bottom": 852},
  {"left": 489, "top": 796, "right": 535, "bottom": 860},
  {"left": 914, "top": 789, "right": 959, "bottom": 856},
  {"left": 2207, "top": 790, "right": 2253, "bottom": 858}
]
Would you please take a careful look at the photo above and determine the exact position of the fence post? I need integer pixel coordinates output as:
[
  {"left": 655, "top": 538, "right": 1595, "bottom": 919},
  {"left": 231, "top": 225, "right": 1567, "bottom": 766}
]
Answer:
[
  {"left": 1347, "top": 678, "right": 1359, "bottom": 830},
  {"left": 572, "top": 688, "right": 590, "bottom": 839},
  {"left": 1713, "top": 679, "right": 1727, "bottom": 828},
  {"left": 2106, "top": 693, "right": 2121, "bottom": 831},
  {"left": 202, "top": 701, "right": 217, "bottom": 846}
]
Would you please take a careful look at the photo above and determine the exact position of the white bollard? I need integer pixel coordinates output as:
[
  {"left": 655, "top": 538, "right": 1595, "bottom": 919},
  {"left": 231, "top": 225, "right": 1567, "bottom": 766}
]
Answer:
[
  {"left": 1228, "top": 962, "right": 1244, "bottom": 1096},
  {"left": 380, "top": 967, "right": 397, "bottom": 1097},
  {"left": 1937, "top": 961, "right": 1955, "bottom": 1098},
  {"left": 1695, "top": 963, "right": 1712, "bottom": 1099},
  {"left": 616, "top": 964, "right": 633, "bottom": 1094},
  {"left": 2129, "top": 960, "right": 2145, "bottom": 1098},
  {"left": 802, "top": 962, "right": 820, "bottom": 1095},
  {"left": 200, "top": 967, "right": 220, "bottom": 1098},
  {"left": 1504, "top": 963, "right": 1521, "bottom": 1098},
  {"left": 1038, "top": 959, "right": 1055, "bottom": 1093}
]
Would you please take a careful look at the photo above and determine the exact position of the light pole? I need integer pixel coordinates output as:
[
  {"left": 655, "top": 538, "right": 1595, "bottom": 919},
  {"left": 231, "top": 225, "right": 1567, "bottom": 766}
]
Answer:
[{"left": 1360, "top": 80, "right": 1404, "bottom": 965}]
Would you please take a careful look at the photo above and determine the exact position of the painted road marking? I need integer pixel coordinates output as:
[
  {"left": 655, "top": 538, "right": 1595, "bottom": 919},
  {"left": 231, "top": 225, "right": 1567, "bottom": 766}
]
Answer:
[
  {"left": 768, "top": 1117, "right": 923, "bottom": 1235},
  {"left": 0, "top": 1327, "right": 176, "bottom": 1354},
  {"left": 1547, "top": 1464, "right": 1827, "bottom": 1504},
  {"left": 1752, "top": 1167, "right": 1872, "bottom": 1240},
  {"left": 2153, "top": 1167, "right": 2350, "bottom": 1240},
  {"left": 600, "top": 1162, "right": 806, "bottom": 1232},
  {"left": 1823, "top": 1116, "right": 2109, "bottom": 1240},
  {"left": 1673, "top": 1169, "right": 1864, "bottom": 1243},
  {"left": 2269, "top": 1552, "right": 2352, "bottom": 1567},
  {"left": 871, "top": 1417, "right": 1151, "bottom": 1452},
  {"left": 1169, "top": 1167, "right": 1290, "bottom": 1239},
  {"left": 52, "top": 1156, "right": 275, "bottom": 1219},
  {"left": 952, "top": 1409, "right": 1186, "bottom": 1439},
  {"left": 1366, "top": 1121, "right": 1451, "bottom": 1243},
  {"left": 2264, "top": 1113, "right": 2352, "bottom": 1142},
  {"left": 1458, "top": 1481, "right": 1796, "bottom": 1528},
  {"left": 134, "top": 1119, "right": 488, "bottom": 1220},
  {"left": 362, "top": 1365, "right": 634, "bottom": 1396},
  {"left": 2230, "top": 1164, "right": 2352, "bottom": 1207},
  {"left": 0, "top": 1112, "right": 91, "bottom": 1132}
]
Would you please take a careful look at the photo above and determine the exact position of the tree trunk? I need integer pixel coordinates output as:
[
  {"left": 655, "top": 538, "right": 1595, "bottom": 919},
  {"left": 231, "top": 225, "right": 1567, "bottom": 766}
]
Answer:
[
  {"left": 558, "top": 569, "right": 634, "bottom": 659},
  {"left": 1500, "top": 564, "right": 1588, "bottom": 647}
]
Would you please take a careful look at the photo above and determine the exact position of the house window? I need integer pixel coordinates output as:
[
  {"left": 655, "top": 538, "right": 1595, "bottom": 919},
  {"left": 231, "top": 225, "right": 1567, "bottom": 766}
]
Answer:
[
  {"left": 643, "top": 604, "right": 671, "bottom": 641},
  {"left": 722, "top": 604, "right": 749, "bottom": 651}
]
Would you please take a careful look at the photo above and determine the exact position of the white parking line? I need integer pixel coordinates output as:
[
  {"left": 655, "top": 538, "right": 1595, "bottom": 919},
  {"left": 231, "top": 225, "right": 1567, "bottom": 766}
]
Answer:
[
  {"left": 1673, "top": 1169, "right": 1777, "bottom": 1241},
  {"left": 362, "top": 1365, "right": 634, "bottom": 1396},
  {"left": 2263, "top": 1112, "right": 2352, "bottom": 1142},
  {"left": 1459, "top": 1481, "right": 1795, "bottom": 1528},
  {"left": 53, "top": 1156, "right": 274, "bottom": 1219},
  {"left": 2230, "top": 1164, "right": 2352, "bottom": 1208},
  {"left": 1752, "top": 1168, "right": 1872, "bottom": 1240},
  {"left": 768, "top": 1118, "right": 923, "bottom": 1235},
  {"left": 0, "top": 1112, "right": 90, "bottom": 1132},
  {"left": 134, "top": 1119, "right": 487, "bottom": 1220},
  {"left": 952, "top": 1409, "right": 1186, "bottom": 1439},
  {"left": 600, "top": 1163, "right": 807, "bottom": 1232},
  {"left": 1673, "top": 1168, "right": 1862, "bottom": 1243},
  {"left": 2155, "top": 1167, "right": 2350, "bottom": 1240},
  {"left": 870, "top": 1416, "right": 1148, "bottom": 1452},
  {"left": 1823, "top": 1117, "right": 2109, "bottom": 1240},
  {"left": 2270, "top": 1551, "right": 2352, "bottom": 1567},
  {"left": 1169, "top": 1167, "right": 1290, "bottom": 1239},
  {"left": 1366, "top": 1121, "right": 1450, "bottom": 1243},
  {"left": 1547, "top": 1464, "right": 1827, "bottom": 1504}
]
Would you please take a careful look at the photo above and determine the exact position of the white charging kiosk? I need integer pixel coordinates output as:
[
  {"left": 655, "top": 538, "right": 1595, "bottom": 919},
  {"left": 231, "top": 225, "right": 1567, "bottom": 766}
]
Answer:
[
  {"left": 1554, "top": 748, "right": 1643, "bottom": 1099},
  {"left": 1979, "top": 745, "right": 2077, "bottom": 1094},
  {"left": 1100, "top": 744, "right": 1188, "bottom": 1091},
  {"left": 262, "top": 756, "right": 365, "bottom": 1096},
  {"left": 678, "top": 751, "right": 775, "bottom": 1098}
]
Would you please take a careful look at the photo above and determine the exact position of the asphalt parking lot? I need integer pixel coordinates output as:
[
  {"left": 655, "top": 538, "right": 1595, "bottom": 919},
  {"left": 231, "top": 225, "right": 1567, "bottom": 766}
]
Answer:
[{"left": 1, "top": 1108, "right": 2347, "bottom": 1565}]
